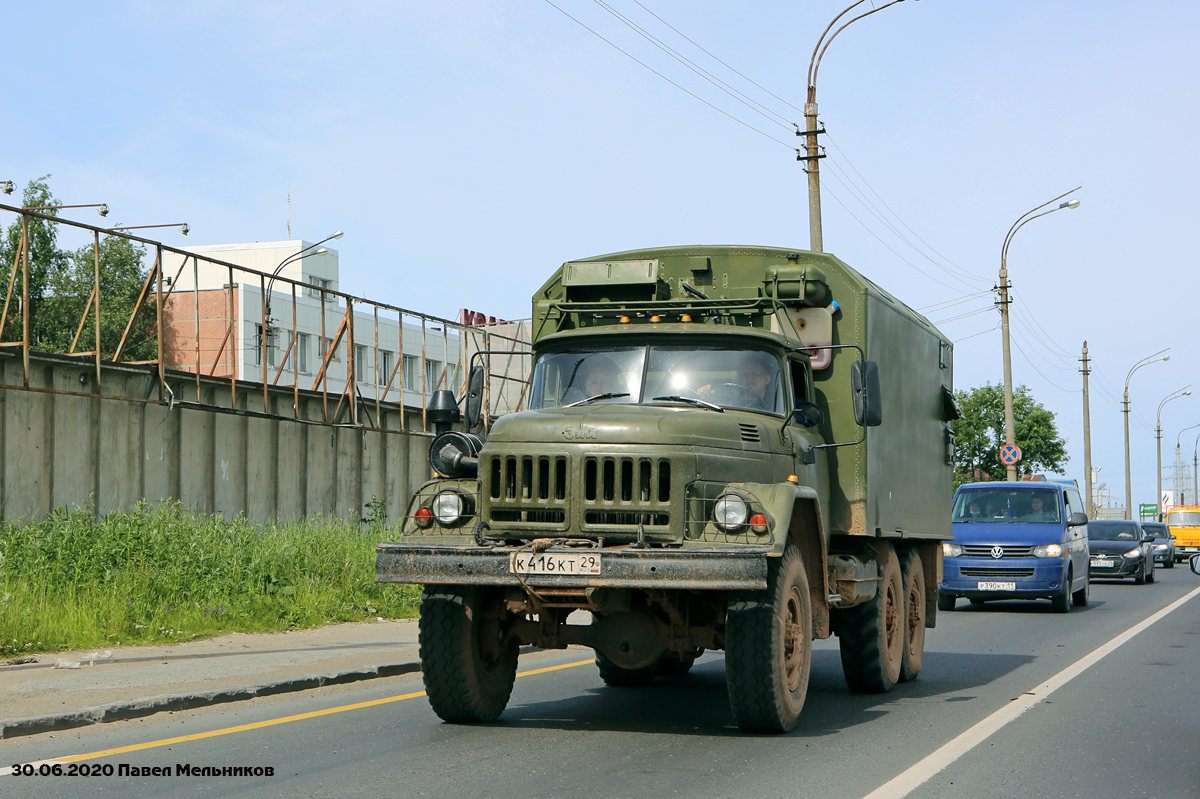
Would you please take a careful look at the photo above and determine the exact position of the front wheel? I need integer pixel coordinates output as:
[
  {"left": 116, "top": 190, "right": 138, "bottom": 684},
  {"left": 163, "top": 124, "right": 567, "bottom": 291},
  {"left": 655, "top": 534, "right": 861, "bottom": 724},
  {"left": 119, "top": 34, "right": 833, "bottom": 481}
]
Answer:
[
  {"left": 1072, "top": 570, "right": 1090, "bottom": 606},
  {"left": 1135, "top": 561, "right": 1147, "bottom": 585},
  {"left": 418, "top": 585, "right": 518, "bottom": 723},
  {"left": 1146, "top": 559, "right": 1156, "bottom": 583},
  {"left": 725, "top": 545, "right": 813, "bottom": 733},
  {"left": 936, "top": 593, "right": 956, "bottom": 612},
  {"left": 837, "top": 543, "right": 903, "bottom": 694}
]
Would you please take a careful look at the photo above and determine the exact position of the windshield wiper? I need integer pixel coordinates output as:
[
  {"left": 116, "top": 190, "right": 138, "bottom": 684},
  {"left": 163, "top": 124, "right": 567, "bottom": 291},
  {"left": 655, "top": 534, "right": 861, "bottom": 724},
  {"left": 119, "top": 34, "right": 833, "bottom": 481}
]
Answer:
[
  {"left": 563, "top": 392, "right": 630, "bottom": 408},
  {"left": 652, "top": 395, "right": 725, "bottom": 412}
]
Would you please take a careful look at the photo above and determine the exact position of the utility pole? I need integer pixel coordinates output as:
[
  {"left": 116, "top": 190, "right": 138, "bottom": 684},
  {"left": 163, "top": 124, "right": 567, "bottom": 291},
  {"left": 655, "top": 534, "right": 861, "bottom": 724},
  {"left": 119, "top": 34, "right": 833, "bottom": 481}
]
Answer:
[{"left": 1081, "top": 341, "right": 1093, "bottom": 516}]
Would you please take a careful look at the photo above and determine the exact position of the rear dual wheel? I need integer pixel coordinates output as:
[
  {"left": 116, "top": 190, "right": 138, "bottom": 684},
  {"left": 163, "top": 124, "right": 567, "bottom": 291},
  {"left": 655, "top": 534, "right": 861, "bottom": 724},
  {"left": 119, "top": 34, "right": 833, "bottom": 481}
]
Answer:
[{"left": 838, "top": 544, "right": 905, "bottom": 693}]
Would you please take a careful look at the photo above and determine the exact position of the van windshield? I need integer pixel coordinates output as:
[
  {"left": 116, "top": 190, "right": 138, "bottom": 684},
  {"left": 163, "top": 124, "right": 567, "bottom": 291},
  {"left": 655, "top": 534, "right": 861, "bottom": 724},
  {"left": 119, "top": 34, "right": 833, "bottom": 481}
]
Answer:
[{"left": 952, "top": 487, "right": 1061, "bottom": 523}]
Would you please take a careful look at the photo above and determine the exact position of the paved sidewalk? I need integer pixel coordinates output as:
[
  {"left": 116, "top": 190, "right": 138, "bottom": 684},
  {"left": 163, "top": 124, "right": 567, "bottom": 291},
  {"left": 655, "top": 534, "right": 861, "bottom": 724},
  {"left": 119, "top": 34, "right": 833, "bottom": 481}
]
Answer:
[{"left": 0, "top": 619, "right": 421, "bottom": 739}]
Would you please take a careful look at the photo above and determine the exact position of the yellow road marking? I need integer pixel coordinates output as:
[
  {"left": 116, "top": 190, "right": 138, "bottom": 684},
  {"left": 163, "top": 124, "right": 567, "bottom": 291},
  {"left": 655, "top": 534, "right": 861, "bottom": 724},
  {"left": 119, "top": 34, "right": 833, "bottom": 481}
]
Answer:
[{"left": 27, "top": 657, "right": 594, "bottom": 765}]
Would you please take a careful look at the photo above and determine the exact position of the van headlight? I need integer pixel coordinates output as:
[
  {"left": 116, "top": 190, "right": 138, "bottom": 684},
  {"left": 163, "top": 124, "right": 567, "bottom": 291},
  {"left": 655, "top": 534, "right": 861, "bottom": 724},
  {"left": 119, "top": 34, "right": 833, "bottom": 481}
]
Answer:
[
  {"left": 433, "top": 491, "right": 465, "bottom": 526},
  {"left": 713, "top": 494, "right": 749, "bottom": 531},
  {"left": 942, "top": 542, "right": 963, "bottom": 558},
  {"left": 1032, "top": 543, "right": 1065, "bottom": 558}
]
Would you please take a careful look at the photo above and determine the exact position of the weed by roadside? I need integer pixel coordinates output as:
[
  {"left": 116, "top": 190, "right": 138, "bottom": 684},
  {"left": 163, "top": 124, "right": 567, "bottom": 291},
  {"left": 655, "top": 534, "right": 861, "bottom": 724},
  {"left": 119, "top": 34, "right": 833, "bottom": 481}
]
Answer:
[{"left": 0, "top": 503, "right": 420, "bottom": 657}]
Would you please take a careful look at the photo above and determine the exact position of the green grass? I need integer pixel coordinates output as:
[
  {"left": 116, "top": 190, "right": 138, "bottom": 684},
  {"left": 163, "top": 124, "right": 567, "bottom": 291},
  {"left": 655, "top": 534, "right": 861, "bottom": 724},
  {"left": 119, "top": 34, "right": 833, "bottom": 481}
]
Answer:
[{"left": 0, "top": 503, "right": 421, "bottom": 657}]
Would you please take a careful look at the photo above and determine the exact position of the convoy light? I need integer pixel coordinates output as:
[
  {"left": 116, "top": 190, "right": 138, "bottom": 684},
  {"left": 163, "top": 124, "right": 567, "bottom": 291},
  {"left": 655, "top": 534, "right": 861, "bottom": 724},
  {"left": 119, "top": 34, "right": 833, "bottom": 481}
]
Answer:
[
  {"left": 1032, "top": 543, "right": 1064, "bottom": 558},
  {"left": 749, "top": 513, "right": 768, "bottom": 534},
  {"left": 433, "top": 491, "right": 464, "bottom": 526},
  {"left": 650, "top": 315, "right": 661, "bottom": 323},
  {"left": 681, "top": 314, "right": 692, "bottom": 322},
  {"left": 414, "top": 507, "right": 434, "bottom": 528},
  {"left": 942, "top": 542, "right": 963, "bottom": 558},
  {"left": 713, "top": 494, "right": 749, "bottom": 531},
  {"left": 619, "top": 316, "right": 631, "bottom": 323}
]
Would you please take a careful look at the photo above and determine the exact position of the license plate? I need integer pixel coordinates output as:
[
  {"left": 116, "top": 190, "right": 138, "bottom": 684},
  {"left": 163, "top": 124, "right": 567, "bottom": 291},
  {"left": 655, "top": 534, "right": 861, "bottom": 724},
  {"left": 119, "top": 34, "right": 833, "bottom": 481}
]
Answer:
[
  {"left": 977, "top": 581, "right": 1016, "bottom": 591},
  {"left": 510, "top": 551, "right": 601, "bottom": 575},
  {"left": 1090, "top": 559, "right": 1114, "bottom": 568}
]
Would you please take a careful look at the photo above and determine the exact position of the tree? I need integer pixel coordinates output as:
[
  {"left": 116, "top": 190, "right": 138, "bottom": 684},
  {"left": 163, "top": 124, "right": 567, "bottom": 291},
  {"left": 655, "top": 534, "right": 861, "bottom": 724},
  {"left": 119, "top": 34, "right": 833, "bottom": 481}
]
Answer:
[
  {"left": 954, "top": 382, "right": 1067, "bottom": 486},
  {"left": 0, "top": 176, "right": 69, "bottom": 347},
  {"left": 0, "top": 177, "right": 156, "bottom": 360}
]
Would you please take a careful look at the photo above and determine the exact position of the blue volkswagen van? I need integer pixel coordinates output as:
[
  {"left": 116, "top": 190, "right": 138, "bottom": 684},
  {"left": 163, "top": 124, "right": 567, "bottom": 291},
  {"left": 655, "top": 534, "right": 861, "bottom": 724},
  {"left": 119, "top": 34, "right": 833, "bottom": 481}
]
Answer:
[{"left": 939, "top": 481, "right": 1090, "bottom": 613}]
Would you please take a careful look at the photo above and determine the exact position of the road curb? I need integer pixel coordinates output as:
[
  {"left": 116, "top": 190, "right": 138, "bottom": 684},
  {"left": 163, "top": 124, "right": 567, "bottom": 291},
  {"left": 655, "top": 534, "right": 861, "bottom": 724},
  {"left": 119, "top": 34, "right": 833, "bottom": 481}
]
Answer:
[{"left": 0, "top": 661, "right": 421, "bottom": 740}]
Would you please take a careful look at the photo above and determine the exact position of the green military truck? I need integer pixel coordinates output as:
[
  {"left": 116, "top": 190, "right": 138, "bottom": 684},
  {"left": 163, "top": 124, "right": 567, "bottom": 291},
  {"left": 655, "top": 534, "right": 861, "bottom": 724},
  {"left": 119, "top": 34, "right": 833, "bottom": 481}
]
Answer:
[{"left": 377, "top": 245, "right": 957, "bottom": 733}]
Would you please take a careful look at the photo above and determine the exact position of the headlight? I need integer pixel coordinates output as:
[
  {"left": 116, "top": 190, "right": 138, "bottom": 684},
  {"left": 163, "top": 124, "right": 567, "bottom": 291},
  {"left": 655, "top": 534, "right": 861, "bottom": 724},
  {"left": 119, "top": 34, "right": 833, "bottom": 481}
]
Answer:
[
  {"left": 1032, "top": 543, "right": 1065, "bottom": 558},
  {"left": 713, "top": 494, "right": 749, "bottom": 531},
  {"left": 433, "top": 491, "right": 464, "bottom": 526},
  {"left": 1154, "top": 543, "right": 1168, "bottom": 551},
  {"left": 1124, "top": 548, "right": 1142, "bottom": 559},
  {"left": 942, "top": 542, "right": 963, "bottom": 558}
]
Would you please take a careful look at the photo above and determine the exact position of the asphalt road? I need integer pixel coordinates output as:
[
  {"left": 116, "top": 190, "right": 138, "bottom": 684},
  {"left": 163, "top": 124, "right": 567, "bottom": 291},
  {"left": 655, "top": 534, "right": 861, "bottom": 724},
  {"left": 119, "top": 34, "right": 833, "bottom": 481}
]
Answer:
[{"left": 5, "top": 566, "right": 1199, "bottom": 799}]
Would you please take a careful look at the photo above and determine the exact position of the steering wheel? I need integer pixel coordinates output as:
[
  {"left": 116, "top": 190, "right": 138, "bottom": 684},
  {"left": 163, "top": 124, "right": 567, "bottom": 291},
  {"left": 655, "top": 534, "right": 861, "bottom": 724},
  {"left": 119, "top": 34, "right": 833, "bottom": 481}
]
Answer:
[{"left": 703, "top": 382, "right": 766, "bottom": 410}]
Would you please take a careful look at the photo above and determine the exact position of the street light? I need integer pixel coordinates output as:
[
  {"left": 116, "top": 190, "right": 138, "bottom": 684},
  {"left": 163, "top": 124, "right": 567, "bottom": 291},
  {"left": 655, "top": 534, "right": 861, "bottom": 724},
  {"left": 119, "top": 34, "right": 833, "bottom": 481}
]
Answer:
[
  {"left": 1193, "top": 431, "right": 1200, "bottom": 509},
  {"left": 109, "top": 223, "right": 189, "bottom": 236},
  {"left": 1123, "top": 350, "right": 1169, "bottom": 519},
  {"left": 264, "top": 230, "right": 343, "bottom": 324},
  {"left": 802, "top": 0, "right": 916, "bottom": 253},
  {"left": 24, "top": 202, "right": 109, "bottom": 217},
  {"left": 1174, "top": 423, "right": 1200, "bottom": 505},
  {"left": 998, "top": 188, "right": 1081, "bottom": 480},
  {"left": 1157, "top": 387, "right": 1192, "bottom": 519}
]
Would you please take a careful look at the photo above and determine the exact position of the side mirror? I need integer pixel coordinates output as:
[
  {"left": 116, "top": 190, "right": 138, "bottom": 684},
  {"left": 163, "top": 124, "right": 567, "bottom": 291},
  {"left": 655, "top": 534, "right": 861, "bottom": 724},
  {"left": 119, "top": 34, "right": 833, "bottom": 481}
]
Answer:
[
  {"left": 463, "top": 364, "right": 486, "bottom": 430},
  {"left": 1191, "top": 553, "right": 1200, "bottom": 576},
  {"left": 792, "top": 400, "right": 823, "bottom": 428},
  {"left": 851, "top": 360, "right": 882, "bottom": 427},
  {"left": 1067, "top": 512, "right": 1088, "bottom": 527}
]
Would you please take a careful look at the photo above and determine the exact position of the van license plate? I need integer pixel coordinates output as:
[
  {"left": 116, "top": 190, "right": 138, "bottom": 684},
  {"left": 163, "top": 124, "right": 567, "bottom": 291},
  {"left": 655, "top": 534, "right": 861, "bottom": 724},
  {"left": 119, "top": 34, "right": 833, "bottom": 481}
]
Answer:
[
  {"left": 976, "top": 581, "right": 1015, "bottom": 591},
  {"left": 510, "top": 552, "right": 601, "bottom": 575}
]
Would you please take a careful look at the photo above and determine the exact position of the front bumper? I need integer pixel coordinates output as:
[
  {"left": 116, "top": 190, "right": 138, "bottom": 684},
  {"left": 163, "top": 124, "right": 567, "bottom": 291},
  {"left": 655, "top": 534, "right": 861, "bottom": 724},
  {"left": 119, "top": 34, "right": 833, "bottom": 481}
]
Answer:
[
  {"left": 939, "top": 557, "right": 1067, "bottom": 600},
  {"left": 375, "top": 543, "right": 771, "bottom": 590},
  {"left": 1153, "top": 549, "right": 1174, "bottom": 564},
  {"left": 1088, "top": 555, "right": 1143, "bottom": 578}
]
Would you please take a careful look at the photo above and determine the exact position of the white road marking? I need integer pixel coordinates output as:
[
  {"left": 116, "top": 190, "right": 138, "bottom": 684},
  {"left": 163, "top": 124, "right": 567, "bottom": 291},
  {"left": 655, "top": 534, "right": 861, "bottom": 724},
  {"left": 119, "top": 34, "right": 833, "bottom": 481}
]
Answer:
[{"left": 861, "top": 584, "right": 1200, "bottom": 799}]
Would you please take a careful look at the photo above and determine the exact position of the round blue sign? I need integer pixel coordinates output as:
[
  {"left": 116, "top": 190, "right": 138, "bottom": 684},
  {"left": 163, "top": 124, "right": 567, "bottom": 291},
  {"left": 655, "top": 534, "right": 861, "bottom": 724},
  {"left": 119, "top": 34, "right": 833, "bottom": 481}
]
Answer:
[{"left": 999, "top": 443, "right": 1022, "bottom": 466}]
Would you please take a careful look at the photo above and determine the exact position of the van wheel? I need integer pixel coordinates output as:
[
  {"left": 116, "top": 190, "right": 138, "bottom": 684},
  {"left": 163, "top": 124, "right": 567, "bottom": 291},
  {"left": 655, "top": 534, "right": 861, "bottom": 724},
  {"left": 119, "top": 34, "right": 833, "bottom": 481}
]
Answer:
[
  {"left": 726, "top": 545, "right": 812, "bottom": 733},
  {"left": 837, "top": 543, "right": 903, "bottom": 693},
  {"left": 1072, "top": 571, "right": 1090, "bottom": 606},
  {"left": 936, "top": 593, "right": 956, "bottom": 612},
  {"left": 898, "top": 549, "right": 925, "bottom": 682}
]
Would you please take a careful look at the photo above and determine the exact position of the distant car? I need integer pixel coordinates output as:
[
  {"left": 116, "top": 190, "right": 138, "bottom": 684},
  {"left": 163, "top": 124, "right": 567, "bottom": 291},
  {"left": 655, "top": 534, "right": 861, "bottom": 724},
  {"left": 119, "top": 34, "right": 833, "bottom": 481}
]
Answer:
[
  {"left": 1087, "top": 520, "right": 1156, "bottom": 583},
  {"left": 1140, "top": 521, "right": 1176, "bottom": 568}
]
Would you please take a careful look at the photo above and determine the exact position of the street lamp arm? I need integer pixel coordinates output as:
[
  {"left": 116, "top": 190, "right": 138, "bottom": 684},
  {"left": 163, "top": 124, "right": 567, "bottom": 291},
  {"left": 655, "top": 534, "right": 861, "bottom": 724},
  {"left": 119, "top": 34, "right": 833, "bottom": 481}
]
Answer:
[
  {"left": 1176, "top": 422, "right": 1200, "bottom": 448},
  {"left": 807, "top": 0, "right": 869, "bottom": 88},
  {"left": 1125, "top": 348, "right": 1170, "bottom": 393},
  {"left": 264, "top": 230, "right": 343, "bottom": 320},
  {"left": 1158, "top": 386, "right": 1192, "bottom": 421},
  {"left": 1001, "top": 187, "right": 1081, "bottom": 263},
  {"left": 810, "top": 0, "right": 909, "bottom": 92}
]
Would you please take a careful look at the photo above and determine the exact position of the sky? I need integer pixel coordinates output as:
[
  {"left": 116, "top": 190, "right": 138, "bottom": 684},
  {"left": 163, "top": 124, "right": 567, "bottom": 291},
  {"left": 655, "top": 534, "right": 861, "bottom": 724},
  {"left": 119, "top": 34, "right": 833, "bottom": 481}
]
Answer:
[{"left": 3, "top": 0, "right": 1198, "bottom": 511}]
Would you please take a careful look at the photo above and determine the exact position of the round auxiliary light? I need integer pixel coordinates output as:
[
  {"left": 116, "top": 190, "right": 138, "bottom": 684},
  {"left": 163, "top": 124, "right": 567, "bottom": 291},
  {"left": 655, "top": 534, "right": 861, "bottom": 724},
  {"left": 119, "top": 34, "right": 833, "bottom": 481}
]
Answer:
[
  {"left": 713, "top": 494, "right": 749, "bottom": 531},
  {"left": 749, "top": 513, "right": 768, "bottom": 534},
  {"left": 681, "top": 314, "right": 692, "bottom": 322},
  {"left": 650, "top": 315, "right": 661, "bottom": 323},
  {"left": 413, "top": 507, "right": 434, "bottom": 528},
  {"left": 433, "top": 491, "right": 464, "bottom": 526},
  {"left": 619, "top": 315, "right": 631, "bottom": 323}
]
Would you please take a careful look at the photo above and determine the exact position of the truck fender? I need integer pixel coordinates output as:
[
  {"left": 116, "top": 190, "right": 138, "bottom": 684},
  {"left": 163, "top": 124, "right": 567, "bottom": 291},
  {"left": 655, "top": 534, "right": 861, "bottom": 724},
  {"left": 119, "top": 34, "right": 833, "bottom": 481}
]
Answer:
[{"left": 734, "top": 482, "right": 829, "bottom": 639}]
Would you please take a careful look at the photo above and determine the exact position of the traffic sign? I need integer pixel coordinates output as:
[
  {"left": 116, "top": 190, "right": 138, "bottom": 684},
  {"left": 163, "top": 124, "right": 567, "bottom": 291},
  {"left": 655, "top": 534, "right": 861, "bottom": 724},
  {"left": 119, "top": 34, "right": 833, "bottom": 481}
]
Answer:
[{"left": 999, "top": 443, "right": 1022, "bottom": 466}]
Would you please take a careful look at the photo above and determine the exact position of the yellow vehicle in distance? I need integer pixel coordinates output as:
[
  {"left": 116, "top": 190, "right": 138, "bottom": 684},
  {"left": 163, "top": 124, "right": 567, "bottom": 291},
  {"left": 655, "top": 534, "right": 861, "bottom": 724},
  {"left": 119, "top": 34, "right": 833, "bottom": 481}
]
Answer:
[{"left": 1165, "top": 506, "right": 1200, "bottom": 563}]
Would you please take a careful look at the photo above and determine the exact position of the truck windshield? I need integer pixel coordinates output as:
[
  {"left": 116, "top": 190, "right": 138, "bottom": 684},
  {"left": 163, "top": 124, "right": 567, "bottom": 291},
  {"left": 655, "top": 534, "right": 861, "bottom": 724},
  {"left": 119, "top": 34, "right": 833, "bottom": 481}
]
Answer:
[
  {"left": 952, "top": 487, "right": 1061, "bottom": 523},
  {"left": 1167, "top": 511, "right": 1200, "bottom": 525},
  {"left": 529, "top": 344, "right": 785, "bottom": 414}
]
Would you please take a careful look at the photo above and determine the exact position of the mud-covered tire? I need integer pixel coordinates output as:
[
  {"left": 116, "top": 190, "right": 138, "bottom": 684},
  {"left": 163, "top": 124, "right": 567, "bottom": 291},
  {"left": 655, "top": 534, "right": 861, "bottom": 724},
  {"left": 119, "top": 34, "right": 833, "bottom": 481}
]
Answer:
[
  {"left": 937, "top": 593, "right": 956, "bottom": 612},
  {"left": 596, "top": 652, "right": 656, "bottom": 686},
  {"left": 837, "top": 544, "right": 903, "bottom": 694},
  {"left": 725, "top": 545, "right": 812, "bottom": 733},
  {"left": 655, "top": 651, "right": 698, "bottom": 678},
  {"left": 1072, "top": 571, "right": 1089, "bottom": 606},
  {"left": 898, "top": 549, "right": 925, "bottom": 683},
  {"left": 418, "top": 585, "right": 518, "bottom": 723}
]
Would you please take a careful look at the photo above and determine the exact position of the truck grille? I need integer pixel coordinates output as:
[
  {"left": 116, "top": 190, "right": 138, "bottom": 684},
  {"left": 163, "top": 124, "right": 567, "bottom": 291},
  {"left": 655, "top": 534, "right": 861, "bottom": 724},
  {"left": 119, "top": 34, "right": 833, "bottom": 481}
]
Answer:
[{"left": 482, "top": 453, "right": 674, "bottom": 533}]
